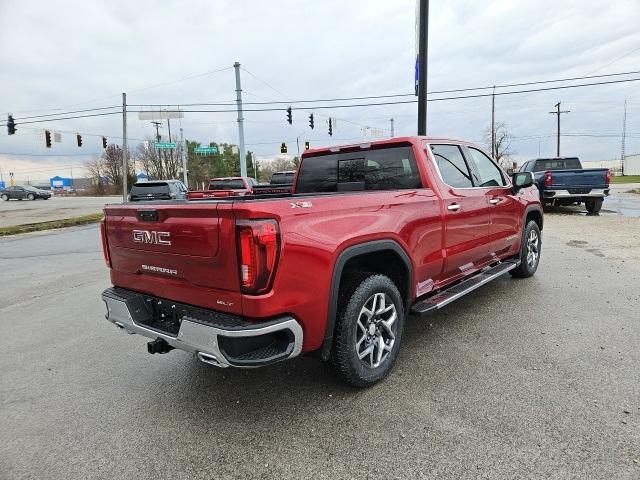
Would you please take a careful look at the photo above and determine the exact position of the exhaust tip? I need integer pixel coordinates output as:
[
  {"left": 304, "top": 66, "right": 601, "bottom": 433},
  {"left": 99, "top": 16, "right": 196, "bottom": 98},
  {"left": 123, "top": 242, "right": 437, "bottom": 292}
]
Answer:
[{"left": 197, "top": 352, "right": 227, "bottom": 368}]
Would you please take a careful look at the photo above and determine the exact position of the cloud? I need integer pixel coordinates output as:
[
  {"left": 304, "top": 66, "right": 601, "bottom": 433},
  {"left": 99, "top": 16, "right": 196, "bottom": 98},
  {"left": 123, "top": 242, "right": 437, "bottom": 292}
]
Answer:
[{"left": 1, "top": 0, "right": 638, "bottom": 182}]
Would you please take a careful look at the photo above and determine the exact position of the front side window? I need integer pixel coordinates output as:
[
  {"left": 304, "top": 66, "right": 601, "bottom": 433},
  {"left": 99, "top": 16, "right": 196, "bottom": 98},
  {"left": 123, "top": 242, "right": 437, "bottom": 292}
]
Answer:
[
  {"left": 467, "top": 147, "right": 508, "bottom": 187},
  {"left": 430, "top": 144, "right": 474, "bottom": 188}
]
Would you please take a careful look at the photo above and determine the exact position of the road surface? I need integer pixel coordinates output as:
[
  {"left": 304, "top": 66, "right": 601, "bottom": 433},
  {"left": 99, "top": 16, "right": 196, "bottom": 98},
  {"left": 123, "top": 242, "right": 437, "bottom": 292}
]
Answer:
[{"left": 0, "top": 215, "right": 638, "bottom": 479}]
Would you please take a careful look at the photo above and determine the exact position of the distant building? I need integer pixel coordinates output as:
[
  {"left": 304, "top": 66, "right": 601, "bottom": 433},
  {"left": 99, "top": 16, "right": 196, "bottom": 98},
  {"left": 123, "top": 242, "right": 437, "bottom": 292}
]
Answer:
[
  {"left": 50, "top": 176, "right": 72, "bottom": 189},
  {"left": 624, "top": 153, "right": 640, "bottom": 176},
  {"left": 136, "top": 172, "right": 151, "bottom": 182}
]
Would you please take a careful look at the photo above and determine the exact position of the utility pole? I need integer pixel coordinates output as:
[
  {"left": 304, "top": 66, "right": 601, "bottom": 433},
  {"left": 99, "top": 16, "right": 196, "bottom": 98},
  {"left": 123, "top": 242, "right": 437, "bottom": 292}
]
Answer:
[
  {"left": 390, "top": 118, "right": 395, "bottom": 137},
  {"left": 491, "top": 86, "right": 496, "bottom": 158},
  {"left": 234, "top": 62, "right": 247, "bottom": 177},
  {"left": 549, "top": 102, "right": 570, "bottom": 157},
  {"left": 167, "top": 118, "right": 173, "bottom": 166},
  {"left": 151, "top": 121, "right": 162, "bottom": 142},
  {"left": 621, "top": 99, "right": 627, "bottom": 176},
  {"left": 416, "top": 0, "right": 429, "bottom": 135},
  {"left": 122, "top": 92, "right": 128, "bottom": 203},
  {"left": 180, "top": 127, "right": 187, "bottom": 186}
]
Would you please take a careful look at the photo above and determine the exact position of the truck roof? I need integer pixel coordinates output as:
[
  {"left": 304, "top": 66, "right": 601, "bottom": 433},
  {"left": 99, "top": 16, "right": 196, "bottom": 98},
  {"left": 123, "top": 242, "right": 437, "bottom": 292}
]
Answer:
[{"left": 302, "top": 136, "right": 486, "bottom": 157}]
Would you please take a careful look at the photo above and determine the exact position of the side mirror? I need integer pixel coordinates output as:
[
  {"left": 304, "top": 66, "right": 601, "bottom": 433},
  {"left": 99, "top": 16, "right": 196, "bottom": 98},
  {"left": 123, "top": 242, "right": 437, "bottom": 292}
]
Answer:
[{"left": 512, "top": 171, "right": 534, "bottom": 190}]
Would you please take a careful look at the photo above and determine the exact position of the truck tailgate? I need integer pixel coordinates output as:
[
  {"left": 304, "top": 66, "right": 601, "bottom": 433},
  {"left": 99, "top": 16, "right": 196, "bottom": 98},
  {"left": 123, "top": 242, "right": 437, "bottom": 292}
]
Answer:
[
  {"left": 104, "top": 203, "right": 241, "bottom": 301},
  {"left": 548, "top": 169, "right": 609, "bottom": 188}
]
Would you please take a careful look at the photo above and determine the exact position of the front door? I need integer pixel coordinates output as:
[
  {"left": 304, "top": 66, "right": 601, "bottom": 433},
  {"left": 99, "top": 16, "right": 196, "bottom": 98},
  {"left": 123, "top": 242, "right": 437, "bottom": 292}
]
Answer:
[
  {"left": 429, "top": 144, "right": 492, "bottom": 285},
  {"left": 465, "top": 146, "right": 520, "bottom": 258}
]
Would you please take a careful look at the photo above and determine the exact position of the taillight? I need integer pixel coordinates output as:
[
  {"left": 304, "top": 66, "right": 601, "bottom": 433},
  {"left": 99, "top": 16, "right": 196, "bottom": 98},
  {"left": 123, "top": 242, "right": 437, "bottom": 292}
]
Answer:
[
  {"left": 605, "top": 169, "right": 611, "bottom": 185},
  {"left": 544, "top": 171, "right": 552, "bottom": 188},
  {"left": 99, "top": 218, "right": 111, "bottom": 268},
  {"left": 236, "top": 219, "right": 280, "bottom": 294}
]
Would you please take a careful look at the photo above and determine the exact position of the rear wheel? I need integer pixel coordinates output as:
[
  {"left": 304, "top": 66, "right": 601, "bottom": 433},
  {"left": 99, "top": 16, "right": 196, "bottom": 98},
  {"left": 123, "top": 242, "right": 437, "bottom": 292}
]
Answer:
[
  {"left": 585, "top": 198, "right": 603, "bottom": 215},
  {"left": 1, "top": 194, "right": 8, "bottom": 201},
  {"left": 27, "top": 193, "right": 35, "bottom": 201},
  {"left": 330, "top": 273, "right": 405, "bottom": 387},
  {"left": 510, "top": 221, "right": 541, "bottom": 278}
]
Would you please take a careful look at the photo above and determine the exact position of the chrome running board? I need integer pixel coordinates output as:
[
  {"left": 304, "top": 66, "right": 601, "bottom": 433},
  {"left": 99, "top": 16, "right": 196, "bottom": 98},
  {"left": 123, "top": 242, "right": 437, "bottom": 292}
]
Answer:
[{"left": 411, "top": 260, "right": 518, "bottom": 315}]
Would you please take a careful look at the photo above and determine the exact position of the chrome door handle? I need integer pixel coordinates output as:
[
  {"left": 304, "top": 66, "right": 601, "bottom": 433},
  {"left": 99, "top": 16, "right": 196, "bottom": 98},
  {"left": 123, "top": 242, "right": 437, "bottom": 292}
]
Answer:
[
  {"left": 447, "top": 203, "right": 461, "bottom": 211},
  {"left": 489, "top": 198, "right": 499, "bottom": 205}
]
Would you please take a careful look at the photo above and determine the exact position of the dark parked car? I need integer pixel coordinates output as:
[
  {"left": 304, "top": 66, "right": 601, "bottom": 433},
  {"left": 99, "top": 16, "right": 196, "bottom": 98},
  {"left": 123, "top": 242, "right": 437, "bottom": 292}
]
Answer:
[
  {"left": 128, "top": 180, "right": 188, "bottom": 202},
  {"left": 0, "top": 185, "right": 51, "bottom": 201}
]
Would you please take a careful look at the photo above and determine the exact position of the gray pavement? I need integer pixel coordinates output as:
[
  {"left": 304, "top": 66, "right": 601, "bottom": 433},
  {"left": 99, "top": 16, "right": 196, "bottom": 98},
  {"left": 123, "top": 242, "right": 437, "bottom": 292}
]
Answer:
[
  {"left": 0, "top": 196, "right": 120, "bottom": 228},
  {"left": 0, "top": 221, "right": 638, "bottom": 479}
]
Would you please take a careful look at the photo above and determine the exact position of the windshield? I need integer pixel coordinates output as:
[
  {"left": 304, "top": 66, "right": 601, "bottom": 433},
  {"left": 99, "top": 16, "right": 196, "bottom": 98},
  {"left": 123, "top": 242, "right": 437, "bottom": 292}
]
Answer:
[
  {"left": 129, "top": 183, "right": 171, "bottom": 197},
  {"left": 24, "top": 186, "right": 39, "bottom": 191},
  {"left": 209, "top": 179, "right": 245, "bottom": 189}
]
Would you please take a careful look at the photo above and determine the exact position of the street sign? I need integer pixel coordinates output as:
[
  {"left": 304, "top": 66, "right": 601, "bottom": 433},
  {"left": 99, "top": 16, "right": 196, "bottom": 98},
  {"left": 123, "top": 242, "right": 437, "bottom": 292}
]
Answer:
[
  {"left": 138, "top": 109, "right": 184, "bottom": 121},
  {"left": 155, "top": 142, "right": 176, "bottom": 149},
  {"left": 193, "top": 146, "right": 218, "bottom": 154}
]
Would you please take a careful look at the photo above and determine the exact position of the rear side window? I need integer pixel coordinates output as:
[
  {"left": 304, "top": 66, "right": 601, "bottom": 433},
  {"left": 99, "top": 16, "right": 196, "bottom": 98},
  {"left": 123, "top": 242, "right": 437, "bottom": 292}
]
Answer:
[
  {"left": 296, "top": 146, "right": 422, "bottom": 193},
  {"left": 209, "top": 179, "right": 245, "bottom": 189},
  {"left": 533, "top": 158, "right": 581, "bottom": 171},
  {"left": 430, "top": 144, "right": 474, "bottom": 188}
]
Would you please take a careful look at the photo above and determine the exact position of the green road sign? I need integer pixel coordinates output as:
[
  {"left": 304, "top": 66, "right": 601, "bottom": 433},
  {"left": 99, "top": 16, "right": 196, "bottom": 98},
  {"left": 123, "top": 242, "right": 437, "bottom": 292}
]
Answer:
[
  {"left": 193, "top": 146, "right": 218, "bottom": 154},
  {"left": 155, "top": 142, "right": 176, "bottom": 149}
]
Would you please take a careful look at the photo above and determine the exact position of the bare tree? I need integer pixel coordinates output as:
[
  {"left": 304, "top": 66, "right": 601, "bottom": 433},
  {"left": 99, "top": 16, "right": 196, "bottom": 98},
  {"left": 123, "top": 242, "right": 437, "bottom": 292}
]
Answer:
[
  {"left": 484, "top": 122, "right": 514, "bottom": 167},
  {"left": 84, "top": 156, "right": 105, "bottom": 194}
]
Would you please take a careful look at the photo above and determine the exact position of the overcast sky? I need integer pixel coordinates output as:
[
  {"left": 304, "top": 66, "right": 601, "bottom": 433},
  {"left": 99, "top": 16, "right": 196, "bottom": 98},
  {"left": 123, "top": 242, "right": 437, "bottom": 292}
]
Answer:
[{"left": 1, "top": 0, "right": 639, "bottom": 181}]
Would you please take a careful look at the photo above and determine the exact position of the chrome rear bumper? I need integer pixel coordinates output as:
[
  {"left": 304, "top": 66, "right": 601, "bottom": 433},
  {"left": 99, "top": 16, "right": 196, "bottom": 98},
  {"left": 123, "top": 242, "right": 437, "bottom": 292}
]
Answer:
[
  {"left": 543, "top": 188, "right": 609, "bottom": 199},
  {"left": 102, "top": 287, "right": 303, "bottom": 368}
]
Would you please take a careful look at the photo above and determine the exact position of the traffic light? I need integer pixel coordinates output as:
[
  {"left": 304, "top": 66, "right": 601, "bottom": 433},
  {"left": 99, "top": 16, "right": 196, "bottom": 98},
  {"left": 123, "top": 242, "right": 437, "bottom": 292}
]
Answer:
[
  {"left": 76, "top": 134, "right": 83, "bottom": 147},
  {"left": 286, "top": 106, "right": 292, "bottom": 125},
  {"left": 45, "top": 130, "right": 52, "bottom": 148},
  {"left": 102, "top": 136, "right": 107, "bottom": 149},
  {"left": 304, "top": 141, "right": 310, "bottom": 150},
  {"left": 328, "top": 118, "right": 333, "bottom": 136},
  {"left": 309, "top": 113, "right": 314, "bottom": 130},
  {"left": 7, "top": 115, "right": 16, "bottom": 135},
  {"left": 280, "top": 142, "right": 288, "bottom": 153}
]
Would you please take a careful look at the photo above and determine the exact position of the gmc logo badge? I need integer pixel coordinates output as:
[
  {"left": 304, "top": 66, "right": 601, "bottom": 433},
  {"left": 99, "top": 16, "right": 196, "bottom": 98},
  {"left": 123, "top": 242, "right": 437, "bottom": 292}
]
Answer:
[{"left": 132, "top": 230, "right": 171, "bottom": 246}]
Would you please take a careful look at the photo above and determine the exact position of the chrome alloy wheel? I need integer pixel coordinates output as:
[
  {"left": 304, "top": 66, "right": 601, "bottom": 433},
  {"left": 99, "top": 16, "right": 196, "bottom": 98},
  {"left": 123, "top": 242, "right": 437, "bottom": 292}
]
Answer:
[
  {"left": 355, "top": 292, "right": 398, "bottom": 369},
  {"left": 526, "top": 229, "right": 540, "bottom": 268}
]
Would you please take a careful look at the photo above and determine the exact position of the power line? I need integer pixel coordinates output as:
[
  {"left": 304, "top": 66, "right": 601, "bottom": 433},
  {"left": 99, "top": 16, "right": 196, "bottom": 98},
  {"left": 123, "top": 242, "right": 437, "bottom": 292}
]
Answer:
[
  {"left": 12, "top": 106, "right": 121, "bottom": 121},
  {"left": 584, "top": 48, "right": 640, "bottom": 76},
  {"left": 123, "top": 76, "right": 640, "bottom": 114},
  {"left": 2, "top": 111, "right": 121, "bottom": 126},
  {"left": 3, "top": 73, "right": 639, "bottom": 134},
  {"left": 129, "top": 69, "right": 640, "bottom": 107}
]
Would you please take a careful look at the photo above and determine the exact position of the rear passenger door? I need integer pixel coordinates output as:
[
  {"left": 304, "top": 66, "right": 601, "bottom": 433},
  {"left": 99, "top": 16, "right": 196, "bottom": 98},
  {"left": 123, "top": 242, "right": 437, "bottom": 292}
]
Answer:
[
  {"left": 465, "top": 147, "right": 520, "bottom": 258},
  {"left": 429, "top": 144, "right": 492, "bottom": 284}
]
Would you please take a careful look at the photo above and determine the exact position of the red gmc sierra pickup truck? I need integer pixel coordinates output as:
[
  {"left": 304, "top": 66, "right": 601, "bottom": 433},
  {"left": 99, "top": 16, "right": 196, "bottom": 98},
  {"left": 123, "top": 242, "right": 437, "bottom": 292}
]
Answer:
[{"left": 100, "top": 137, "right": 543, "bottom": 386}]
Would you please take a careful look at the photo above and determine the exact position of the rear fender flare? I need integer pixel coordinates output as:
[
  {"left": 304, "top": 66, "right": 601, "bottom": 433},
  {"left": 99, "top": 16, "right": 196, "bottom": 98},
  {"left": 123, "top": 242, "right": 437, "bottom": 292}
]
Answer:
[{"left": 319, "top": 240, "right": 412, "bottom": 360}]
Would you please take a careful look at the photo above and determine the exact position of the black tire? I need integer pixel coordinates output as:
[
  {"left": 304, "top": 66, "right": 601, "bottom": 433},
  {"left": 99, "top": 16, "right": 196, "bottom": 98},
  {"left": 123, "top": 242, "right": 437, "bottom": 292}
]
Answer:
[
  {"left": 329, "top": 272, "right": 405, "bottom": 387},
  {"left": 585, "top": 198, "right": 603, "bottom": 215},
  {"left": 0, "top": 194, "right": 8, "bottom": 201},
  {"left": 27, "top": 193, "right": 35, "bottom": 201},
  {"left": 510, "top": 220, "right": 542, "bottom": 278}
]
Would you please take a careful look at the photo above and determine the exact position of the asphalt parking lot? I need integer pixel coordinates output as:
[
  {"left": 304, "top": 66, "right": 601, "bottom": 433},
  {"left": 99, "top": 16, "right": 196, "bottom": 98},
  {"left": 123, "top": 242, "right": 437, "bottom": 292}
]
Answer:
[{"left": 1, "top": 210, "right": 639, "bottom": 479}]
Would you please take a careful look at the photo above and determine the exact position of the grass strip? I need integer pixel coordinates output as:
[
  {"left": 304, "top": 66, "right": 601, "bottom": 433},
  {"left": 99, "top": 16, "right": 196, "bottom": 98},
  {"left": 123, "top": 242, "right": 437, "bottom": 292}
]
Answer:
[
  {"left": 0, "top": 213, "right": 103, "bottom": 237},
  {"left": 611, "top": 175, "right": 640, "bottom": 184}
]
